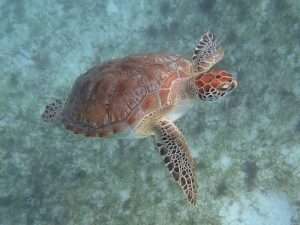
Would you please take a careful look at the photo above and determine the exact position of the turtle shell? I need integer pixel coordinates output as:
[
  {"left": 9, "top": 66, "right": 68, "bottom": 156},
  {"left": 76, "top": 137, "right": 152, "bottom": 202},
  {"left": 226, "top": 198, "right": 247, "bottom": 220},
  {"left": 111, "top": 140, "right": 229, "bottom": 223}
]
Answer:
[{"left": 62, "top": 54, "right": 191, "bottom": 137}]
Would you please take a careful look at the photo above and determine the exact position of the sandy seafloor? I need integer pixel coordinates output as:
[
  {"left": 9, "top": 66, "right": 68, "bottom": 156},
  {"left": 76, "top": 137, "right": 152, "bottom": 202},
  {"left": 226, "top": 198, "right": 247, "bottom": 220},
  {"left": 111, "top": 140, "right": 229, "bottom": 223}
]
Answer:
[{"left": 0, "top": 0, "right": 300, "bottom": 225}]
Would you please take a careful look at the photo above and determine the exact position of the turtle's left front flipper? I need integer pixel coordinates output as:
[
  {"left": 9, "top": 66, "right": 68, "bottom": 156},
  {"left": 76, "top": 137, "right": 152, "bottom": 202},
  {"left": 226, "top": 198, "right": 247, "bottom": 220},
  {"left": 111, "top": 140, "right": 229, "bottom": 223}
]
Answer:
[
  {"left": 192, "top": 32, "right": 224, "bottom": 74},
  {"left": 154, "top": 119, "right": 197, "bottom": 205}
]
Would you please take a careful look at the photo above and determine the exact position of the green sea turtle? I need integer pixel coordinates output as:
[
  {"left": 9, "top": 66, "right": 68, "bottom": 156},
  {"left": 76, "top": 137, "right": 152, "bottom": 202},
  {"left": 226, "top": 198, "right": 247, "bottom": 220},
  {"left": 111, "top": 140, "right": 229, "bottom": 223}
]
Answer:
[{"left": 42, "top": 32, "right": 238, "bottom": 205}]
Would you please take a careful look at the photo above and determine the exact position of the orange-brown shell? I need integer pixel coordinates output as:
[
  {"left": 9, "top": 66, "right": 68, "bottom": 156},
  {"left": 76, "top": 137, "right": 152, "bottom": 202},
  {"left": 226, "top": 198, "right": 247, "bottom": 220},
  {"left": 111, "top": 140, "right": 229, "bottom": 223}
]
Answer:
[{"left": 62, "top": 54, "right": 191, "bottom": 137}]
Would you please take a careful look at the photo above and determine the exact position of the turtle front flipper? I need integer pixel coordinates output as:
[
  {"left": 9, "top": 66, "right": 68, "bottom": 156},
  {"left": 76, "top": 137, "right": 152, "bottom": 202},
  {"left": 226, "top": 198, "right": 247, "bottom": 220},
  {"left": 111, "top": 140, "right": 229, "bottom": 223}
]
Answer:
[
  {"left": 154, "top": 119, "right": 197, "bottom": 205},
  {"left": 192, "top": 32, "right": 224, "bottom": 74},
  {"left": 41, "top": 99, "right": 64, "bottom": 123}
]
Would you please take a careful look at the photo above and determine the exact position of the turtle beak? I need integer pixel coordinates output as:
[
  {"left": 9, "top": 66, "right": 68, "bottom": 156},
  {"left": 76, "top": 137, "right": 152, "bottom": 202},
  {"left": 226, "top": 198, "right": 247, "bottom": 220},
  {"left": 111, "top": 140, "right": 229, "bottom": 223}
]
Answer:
[{"left": 229, "top": 80, "right": 238, "bottom": 91}]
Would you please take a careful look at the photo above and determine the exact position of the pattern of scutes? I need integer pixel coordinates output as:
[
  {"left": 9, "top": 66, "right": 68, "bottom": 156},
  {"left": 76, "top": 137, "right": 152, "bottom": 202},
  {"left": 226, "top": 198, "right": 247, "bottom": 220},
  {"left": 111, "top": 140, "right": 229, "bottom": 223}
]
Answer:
[
  {"left": 61, "top": 54, "right": 191, "bottom": 137},
  {"left": 62, "top": 65, "right": 148, "bottom": 136},
  {"left": 155, "top": 120, "right": 197, "bottom": 205}
]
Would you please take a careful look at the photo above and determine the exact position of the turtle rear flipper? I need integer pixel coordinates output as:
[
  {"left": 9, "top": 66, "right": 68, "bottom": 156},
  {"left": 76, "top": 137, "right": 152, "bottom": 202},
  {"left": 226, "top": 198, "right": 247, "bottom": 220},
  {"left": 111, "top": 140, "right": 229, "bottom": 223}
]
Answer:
[{"left": 41, "top": 99, "right": 64, "bottom": 123}]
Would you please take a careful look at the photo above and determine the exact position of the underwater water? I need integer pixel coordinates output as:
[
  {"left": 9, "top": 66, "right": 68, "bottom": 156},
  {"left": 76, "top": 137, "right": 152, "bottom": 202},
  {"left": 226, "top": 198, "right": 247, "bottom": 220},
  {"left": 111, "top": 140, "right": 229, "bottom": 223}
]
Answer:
[{"left": 0, "top": 0, "right": 300, "bottom": 224}]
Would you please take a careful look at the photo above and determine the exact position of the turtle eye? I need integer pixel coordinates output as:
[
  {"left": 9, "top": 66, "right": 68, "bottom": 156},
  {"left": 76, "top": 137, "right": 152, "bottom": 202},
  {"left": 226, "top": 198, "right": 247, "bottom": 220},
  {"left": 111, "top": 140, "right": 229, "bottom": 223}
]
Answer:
[{"left": 219, "top": 83, "right": 230, "bottom": 91}]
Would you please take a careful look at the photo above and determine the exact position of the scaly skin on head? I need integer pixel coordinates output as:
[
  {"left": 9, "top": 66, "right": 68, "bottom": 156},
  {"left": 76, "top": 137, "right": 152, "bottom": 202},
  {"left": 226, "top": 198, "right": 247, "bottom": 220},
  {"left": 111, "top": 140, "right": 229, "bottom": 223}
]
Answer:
[{"left": 187, "top": 68, "right": 238, "bottom": 101}]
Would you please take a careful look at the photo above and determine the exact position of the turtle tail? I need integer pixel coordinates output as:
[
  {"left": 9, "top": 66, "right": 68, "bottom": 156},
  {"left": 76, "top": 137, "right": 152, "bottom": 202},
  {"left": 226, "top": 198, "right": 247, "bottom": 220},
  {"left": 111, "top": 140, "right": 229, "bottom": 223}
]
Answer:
[{"left": 41, "top": 99, "right": 64, "bottom": 123}]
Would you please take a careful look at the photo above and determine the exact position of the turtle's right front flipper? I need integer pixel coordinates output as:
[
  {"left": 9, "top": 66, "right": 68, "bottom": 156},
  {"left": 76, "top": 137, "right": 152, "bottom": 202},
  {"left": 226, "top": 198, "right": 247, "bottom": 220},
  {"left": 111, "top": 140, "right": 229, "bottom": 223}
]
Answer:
[{"left": 154, "top": 119, "right": 197, "bottom": 205}]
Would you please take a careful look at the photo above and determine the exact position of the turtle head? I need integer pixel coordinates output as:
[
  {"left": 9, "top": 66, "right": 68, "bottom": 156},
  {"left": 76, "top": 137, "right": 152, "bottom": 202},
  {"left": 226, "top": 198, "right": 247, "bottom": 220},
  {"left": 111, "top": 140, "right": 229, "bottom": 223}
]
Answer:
[{"left": 193, "top": 69, "right": 238, "bottom": 101}]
